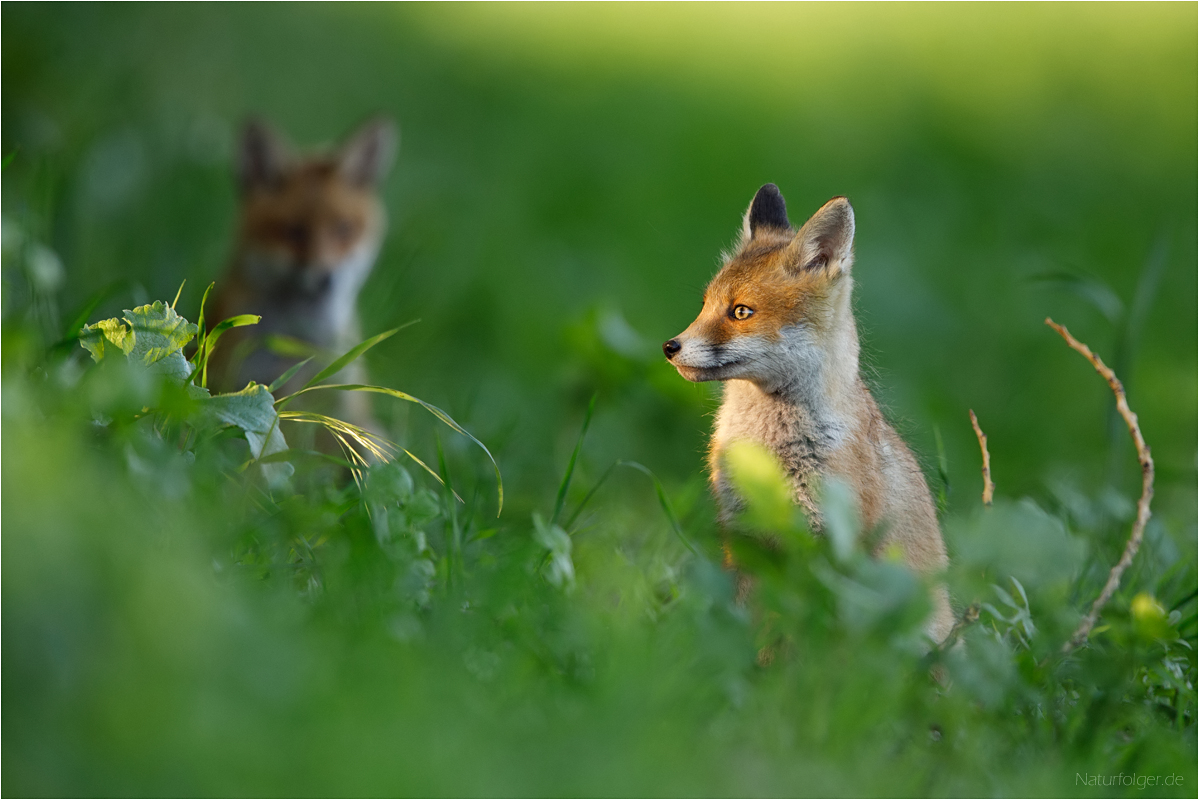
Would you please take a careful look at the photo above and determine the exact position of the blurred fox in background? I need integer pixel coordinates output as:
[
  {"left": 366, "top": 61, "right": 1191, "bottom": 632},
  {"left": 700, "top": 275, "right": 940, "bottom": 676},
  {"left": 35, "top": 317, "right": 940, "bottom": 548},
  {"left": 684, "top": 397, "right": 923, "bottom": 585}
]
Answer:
[
  {"left": 209, "top": 117, "right": 397, "bottom": 434},
  {"left": 664, "top": 184, "right": 954, "bottom": 642}
]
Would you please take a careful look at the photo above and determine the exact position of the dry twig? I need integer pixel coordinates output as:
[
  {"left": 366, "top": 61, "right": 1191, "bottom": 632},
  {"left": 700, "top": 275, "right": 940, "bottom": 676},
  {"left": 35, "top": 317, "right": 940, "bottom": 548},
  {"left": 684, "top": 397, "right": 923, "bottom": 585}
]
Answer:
[
  {"left": 969, "top": 410, "right": 994, "bottom": 506},
  {"left": 1046, "top": 318, "right": 1155, "bottom": 654},
  {"left": 936, "top": 603, "right": 980, "bottom": 652}
]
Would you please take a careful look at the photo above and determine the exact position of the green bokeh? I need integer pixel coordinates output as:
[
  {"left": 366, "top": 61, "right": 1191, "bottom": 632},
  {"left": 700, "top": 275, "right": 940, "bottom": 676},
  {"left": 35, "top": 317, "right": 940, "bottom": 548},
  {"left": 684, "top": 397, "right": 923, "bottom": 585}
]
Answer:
[
  {"left": 4, "top": 3, "right": 1195, "bottom": 512},
  {"left": 3, "top": 4, "right": 1195, "bottom": 795}
]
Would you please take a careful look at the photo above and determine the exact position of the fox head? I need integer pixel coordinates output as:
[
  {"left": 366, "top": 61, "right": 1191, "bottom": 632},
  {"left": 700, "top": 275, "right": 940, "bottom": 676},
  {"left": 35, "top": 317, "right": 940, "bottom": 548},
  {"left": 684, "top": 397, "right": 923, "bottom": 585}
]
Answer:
[
  {"left": 234, "top": 117, "right": 397, "bottom": 300},
  {"left": 664, "top": 184, "right": 859, "bottom": 395}
]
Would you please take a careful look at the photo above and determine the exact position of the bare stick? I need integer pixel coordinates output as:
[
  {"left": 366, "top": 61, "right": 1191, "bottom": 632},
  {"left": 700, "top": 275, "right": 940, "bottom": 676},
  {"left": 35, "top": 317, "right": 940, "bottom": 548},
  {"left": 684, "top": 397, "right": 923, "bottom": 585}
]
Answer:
[
  {"left": 936, "top": 603, "right": 980, "bottom": 652},
  {"left": 1046, "top": 318, "right": 1155, "bottom": 654},
  {"left": 969, "top": 410, "right": 994, "bottom": 506}
]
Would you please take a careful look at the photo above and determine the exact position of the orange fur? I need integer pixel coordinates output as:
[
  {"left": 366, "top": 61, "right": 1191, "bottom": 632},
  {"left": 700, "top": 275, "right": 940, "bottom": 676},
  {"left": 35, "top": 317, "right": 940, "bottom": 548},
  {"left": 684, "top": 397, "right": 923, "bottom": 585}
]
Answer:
[
  {"left": 207, "top": 118, "right": 396, "bottom": 440},
  {"left": 665, "top": 187, "right": 954, "bottom": 642}
]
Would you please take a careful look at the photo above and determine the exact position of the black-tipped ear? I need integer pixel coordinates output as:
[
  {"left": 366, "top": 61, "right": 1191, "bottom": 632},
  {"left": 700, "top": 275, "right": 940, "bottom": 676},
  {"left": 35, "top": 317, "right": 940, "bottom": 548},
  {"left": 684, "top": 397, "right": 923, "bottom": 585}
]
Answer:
[
  {"left": 338, "top": 118, "right": 397, "bottom": 187},
  {"left": 792, "top": 197, "right": 855, "bottom": 273},
  {"left": 746, "top": 183, "right": 791, "bottom": 238},
  {"left": 237, "top": 118, "right": 290, "bottom": 193}
]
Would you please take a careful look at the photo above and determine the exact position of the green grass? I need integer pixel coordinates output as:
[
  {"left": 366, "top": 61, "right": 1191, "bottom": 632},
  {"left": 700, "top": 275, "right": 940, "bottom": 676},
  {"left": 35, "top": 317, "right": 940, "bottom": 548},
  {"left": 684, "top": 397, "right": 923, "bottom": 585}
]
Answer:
[{"left": 2, "top": 4, "right": 1196, "bottom": 796}]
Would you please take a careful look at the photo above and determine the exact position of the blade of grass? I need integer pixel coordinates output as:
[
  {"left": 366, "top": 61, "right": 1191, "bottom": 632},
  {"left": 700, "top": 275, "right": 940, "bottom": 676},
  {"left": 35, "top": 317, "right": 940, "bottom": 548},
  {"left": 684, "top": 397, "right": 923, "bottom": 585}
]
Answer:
[
  {"left": 280, "top": 384, "right": 501, "bottom": 515},
  {"left": 205, "top": 314, "right": 261, "bottom": 347},
  {"left": 1029, "top": 270, "right": 1124, "bottom": 325},
  {"left": 932, "top": 424, "right": 950, "bottom": 516},
  {"left": 327, "top": 430, "right": 367, "bottom": 490},
  {"left": 267, "top": 357, "right": 315, "bottom": 394},
  {"left": 171, "top": 279, "right": 187, "bottom": 310},
  {"left": 266, "top": 334, "right": 322, "bottom": 359},
  {"left": 401, "top": 447, "right": 464, "bottom": 504},
  {"left": 436, "top": 433, "right": 464, "bottom": 588},
  {"left": 552, "top": 393, "right": 597, "bottom": 527},
  {"left": 564, "top": 460, "right": 618, "bottom": 531},
  {"left": 277, "top": 409, "right": 464, "bottom": 503},
  {"left": 277, "top": 411, "right": 378, "bottom": 490},
  {"left": 1169, "top": 588, "right": 1197, "bottom": 612},
  {"left": 192, "top": 281, "right": 216, "bottom": 360},
  {"left": 1106, "top": 232, "right": 1170, "bottom": 481},
  {"left": 298, "top": 320, "right": 419, "bottom": 392},
  {"left": 277, "top": 410, "right": 394, "bottom": 462},
  {"left": 563, "top": 458, "right": 696, "bottom": 555},
  {"left": 198, "top": 314, "right": 261, "bottom": 387},
  {"left": 619, "top": 460, "right": 698, "bottom": 555}
]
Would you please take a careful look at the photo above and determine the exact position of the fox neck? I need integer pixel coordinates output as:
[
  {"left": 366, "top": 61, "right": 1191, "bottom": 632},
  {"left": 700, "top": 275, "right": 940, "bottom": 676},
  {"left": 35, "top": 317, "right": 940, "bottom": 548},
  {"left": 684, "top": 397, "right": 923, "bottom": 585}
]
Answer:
[{"left": 752, "top": 275, "right": 863, "bottom": 431}]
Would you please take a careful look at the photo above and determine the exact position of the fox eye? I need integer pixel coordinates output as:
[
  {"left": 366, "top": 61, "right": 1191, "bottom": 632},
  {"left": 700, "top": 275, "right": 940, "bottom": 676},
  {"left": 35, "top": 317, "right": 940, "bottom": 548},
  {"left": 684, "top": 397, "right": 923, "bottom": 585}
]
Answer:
[{"left": 732, "top": 305, "right": 754, "bottom": 321}]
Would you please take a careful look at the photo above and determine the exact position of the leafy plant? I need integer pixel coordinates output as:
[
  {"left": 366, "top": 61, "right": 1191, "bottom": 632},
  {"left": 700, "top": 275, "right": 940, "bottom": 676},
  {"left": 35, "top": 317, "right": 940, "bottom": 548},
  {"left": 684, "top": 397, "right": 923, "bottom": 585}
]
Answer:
[{"left": 76, "top": 295, "right": 501, "bottom": 504}]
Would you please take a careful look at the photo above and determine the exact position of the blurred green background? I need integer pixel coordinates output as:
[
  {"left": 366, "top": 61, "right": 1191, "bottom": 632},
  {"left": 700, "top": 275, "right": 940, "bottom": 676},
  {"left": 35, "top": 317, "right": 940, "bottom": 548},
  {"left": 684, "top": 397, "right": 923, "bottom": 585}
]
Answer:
[
  {"left": 3, "top": 3, "right": 1196, "bottom": 795},
  {"left": 4, "top": 2, "right": 1195, "bottom": 517}
]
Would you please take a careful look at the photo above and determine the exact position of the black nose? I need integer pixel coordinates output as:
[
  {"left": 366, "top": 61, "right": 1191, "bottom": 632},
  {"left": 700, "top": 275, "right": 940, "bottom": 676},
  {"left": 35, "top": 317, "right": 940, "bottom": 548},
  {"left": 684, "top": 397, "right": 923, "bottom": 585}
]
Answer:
[{"left": 663, "top": 339, "right": 681, "bottom": 359}]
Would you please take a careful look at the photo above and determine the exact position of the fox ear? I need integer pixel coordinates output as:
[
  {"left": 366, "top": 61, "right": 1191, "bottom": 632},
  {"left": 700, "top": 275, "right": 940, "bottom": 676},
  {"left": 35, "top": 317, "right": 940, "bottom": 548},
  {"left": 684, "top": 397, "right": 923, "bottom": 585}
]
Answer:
[
  {"left": 237, "top": 118, "right": 291, "bottom": 193},
  {"left": 339, "top": 118, "right": 397, "bottom": 187},
  {"left": 741, "top": 183, "right": 791, "bottom": 241},
  {"left": 790, "top": 197, "right": 855, "bottom": 273}
]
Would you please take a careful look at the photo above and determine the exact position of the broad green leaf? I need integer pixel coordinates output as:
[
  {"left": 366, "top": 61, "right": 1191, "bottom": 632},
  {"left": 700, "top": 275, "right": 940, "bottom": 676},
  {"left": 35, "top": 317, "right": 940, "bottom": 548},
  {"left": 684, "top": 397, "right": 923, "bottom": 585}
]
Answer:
[
  {"left": 949, "top": 498, "right": 1087, "bottom": 607},
  {"left": 79, "top": 303, "right": 198, "bottom": 382},
  {"left": 820, "top": 477, "right": 861, "bottom": 563},
  {"left": 122, "top": 301, "right": 198, "bottom": 371},
  {"left": 364, "top": 460, "right": 417, "bottom": 508},
  {"left": 201, "top": 383, "right": 292, "bottom": 484},
  {"left": 150, "top": 351, "right": 195, "bottom": 382},
  {"left": 812, "top": 557, "right": 924, "bottom": 636},
  {"left": 1131, "top": 592, "right": 1170, "bottom": 640},
  {"left": 533, "top": 512, "right": 575, "bottom": 589},
  {"left": 80, "top": 318, "right": 133, "bottom": 362},
  {"left": 724, "top": 440, "right": 796, "bottom": 534}
]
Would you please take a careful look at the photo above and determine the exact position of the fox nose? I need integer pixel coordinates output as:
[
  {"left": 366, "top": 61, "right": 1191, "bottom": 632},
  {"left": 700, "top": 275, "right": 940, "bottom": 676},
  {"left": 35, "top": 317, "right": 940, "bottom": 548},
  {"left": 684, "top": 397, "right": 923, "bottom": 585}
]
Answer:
[{"left": 663, "top": 339, "right": 681, "bottom": 359}]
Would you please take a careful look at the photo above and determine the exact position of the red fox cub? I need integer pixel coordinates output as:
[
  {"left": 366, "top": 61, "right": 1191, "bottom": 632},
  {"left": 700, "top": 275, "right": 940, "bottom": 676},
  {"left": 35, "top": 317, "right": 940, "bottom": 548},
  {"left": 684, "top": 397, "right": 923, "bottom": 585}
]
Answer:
[
  {"left": 209, "top": 117, "right": 397, "bottom": 431},
  {"left": 664, "top": 184, "right": 954, "bottom": 642}
]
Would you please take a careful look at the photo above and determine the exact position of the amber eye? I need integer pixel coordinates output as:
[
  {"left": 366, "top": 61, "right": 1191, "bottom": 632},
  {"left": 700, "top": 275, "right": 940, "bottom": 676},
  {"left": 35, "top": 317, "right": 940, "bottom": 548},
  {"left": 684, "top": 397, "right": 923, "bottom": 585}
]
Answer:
[{"left": 732, "top": 305, "right": 754, "bottom": 321}]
